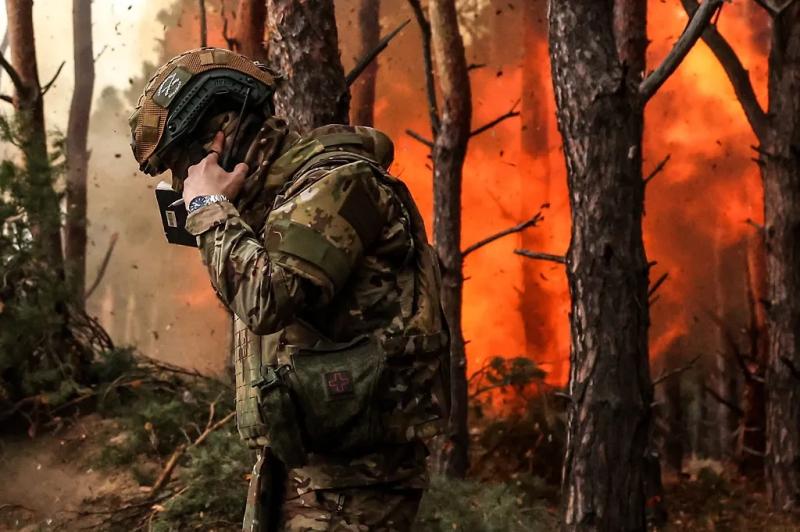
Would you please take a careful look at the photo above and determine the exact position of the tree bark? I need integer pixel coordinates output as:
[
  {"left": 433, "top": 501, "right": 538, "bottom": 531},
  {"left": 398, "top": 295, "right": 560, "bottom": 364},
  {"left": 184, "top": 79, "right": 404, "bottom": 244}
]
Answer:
[
  {"left": 550, "top": 1, "right": 653, "bottom": 529},
  {"left": 429, "top": 0, "right": 472, "bottom": 479},
  {"left": 350, "top": 0, "right": 380, "bottom": 126},
  {"left": 6, "top": 0, "right": 63, "bottom": 270},
  {"left": 266, "top": 0, "right": 349, "bottom": 132},
  {"left": 763, "top": 6, "right": 800, "bottom": 510},
  {"left": 65, "top": 0, "right": 94, "bottom": 304},
  {"left": 231, "top": 0, "right": 268, "bottom": 61}
]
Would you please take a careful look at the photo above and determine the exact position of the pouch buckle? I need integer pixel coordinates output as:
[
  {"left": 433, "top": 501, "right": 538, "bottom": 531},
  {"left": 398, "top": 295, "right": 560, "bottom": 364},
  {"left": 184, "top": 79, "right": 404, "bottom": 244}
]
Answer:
[{"left": 258, "top": 364, "right": 292, "bottom": 391}]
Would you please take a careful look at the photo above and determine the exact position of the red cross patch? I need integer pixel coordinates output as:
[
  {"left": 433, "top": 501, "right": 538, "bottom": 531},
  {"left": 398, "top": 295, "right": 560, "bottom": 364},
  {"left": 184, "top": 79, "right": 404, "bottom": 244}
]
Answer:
[{"left": 325, "top": 370, "right": 354, "bottom": 397}]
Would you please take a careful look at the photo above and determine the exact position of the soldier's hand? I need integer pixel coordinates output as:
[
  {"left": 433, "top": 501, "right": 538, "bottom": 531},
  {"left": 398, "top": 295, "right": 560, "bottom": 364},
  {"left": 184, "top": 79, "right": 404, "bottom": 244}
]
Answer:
[{"left": 183, "top": 131, "right": 249, "bottom": 203}]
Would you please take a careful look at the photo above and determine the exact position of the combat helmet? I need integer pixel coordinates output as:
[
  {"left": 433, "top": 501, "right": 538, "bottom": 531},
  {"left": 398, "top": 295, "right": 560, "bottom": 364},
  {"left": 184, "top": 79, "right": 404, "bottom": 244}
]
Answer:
[{"left": 129, "top": 47, "right": 278, "bottom": 176}]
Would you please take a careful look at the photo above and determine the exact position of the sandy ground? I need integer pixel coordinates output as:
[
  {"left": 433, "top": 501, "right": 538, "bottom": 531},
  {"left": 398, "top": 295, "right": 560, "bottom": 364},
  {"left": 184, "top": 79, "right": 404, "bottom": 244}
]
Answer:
[{"left": 0, "top": 415, "right": 139, "bottom": 531}]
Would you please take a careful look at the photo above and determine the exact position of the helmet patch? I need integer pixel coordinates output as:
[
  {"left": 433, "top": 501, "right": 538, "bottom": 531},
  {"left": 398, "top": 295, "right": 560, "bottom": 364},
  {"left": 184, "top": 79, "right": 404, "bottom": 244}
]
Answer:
[{"left": 153, "top": 67, "right": 193, "bottom": 108}]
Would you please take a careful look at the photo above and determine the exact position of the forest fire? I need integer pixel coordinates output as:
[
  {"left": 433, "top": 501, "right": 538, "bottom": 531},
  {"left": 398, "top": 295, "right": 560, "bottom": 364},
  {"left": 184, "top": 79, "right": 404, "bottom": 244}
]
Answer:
[
  {"left": 5, "top": 0, "right": 800, "bottom": 529},
  {"left": 130, "top": 0, "right": 770, "bottom": 390},
  {"left": 363, "top": 0, "right": 766, "bottom": 390}
]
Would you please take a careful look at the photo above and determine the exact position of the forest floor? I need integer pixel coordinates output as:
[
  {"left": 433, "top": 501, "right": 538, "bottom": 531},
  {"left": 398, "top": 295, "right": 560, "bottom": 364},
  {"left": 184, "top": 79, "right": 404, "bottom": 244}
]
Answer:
[{"left": 0, "top": 414, "right": 799, "bottom": 531}]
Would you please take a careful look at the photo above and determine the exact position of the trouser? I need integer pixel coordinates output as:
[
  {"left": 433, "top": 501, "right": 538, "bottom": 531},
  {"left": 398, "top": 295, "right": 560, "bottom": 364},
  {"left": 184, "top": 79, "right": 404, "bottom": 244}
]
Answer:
[{"left": 242, "top": 448, "right": 423, "bottom": 532}]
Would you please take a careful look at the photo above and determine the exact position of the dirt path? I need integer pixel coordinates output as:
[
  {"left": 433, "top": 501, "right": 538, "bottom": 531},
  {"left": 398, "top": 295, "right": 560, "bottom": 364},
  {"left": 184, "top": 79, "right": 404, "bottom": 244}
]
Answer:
[{"left": 0, "top": 415, "right": 139, "bottom": 531}]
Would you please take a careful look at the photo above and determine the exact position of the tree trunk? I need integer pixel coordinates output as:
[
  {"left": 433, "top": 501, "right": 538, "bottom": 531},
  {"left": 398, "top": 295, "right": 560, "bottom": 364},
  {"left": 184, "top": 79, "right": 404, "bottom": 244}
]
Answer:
[
  {"left": 198, "top": 0, "right": 207, "bottom": 47},
  {"left": 740, "top": 231, "right": 766, "bottom": 476},
  {"left": 518, "top": 0, "right": 551, "bottom": 358},
  {"left": 764, "top": 7, "right": 800, "bottom": 509},
  {"left": 429, "top": 0, "right": 472, "bottom": 479},
  {"left": 550, "top": 0, "right": 653, "bottom": 529},
  {"left": 350, "top": 0, "right": 380, "bottom": 126},
  {"left": 266, "top": 0, "right": 349, "bottom": 132},
  {"left": 231, "top": 0, "right": 268, "bottom": 61},
  {"left": 65, "top": 0, "right": 94, "bottom": 305},
  {"left": 6, "top": 0, "right": 63, "bottom": 270}
]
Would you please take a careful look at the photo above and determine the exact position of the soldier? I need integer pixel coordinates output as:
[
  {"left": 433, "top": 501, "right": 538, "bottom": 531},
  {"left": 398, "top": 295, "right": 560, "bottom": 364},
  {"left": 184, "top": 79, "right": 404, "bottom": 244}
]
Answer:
[{"left": 129, "top": 48, "right": 449, "bottom": 531}]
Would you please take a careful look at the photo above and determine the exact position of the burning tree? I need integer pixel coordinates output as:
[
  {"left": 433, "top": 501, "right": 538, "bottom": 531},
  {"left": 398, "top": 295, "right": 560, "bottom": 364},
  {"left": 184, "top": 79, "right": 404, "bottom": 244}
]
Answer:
[
  {"left": 547, "top": 0, "right": 723, "bottom": 528},
  {"left": 681, "top": 0, "right": 800, "bottom": 511}
]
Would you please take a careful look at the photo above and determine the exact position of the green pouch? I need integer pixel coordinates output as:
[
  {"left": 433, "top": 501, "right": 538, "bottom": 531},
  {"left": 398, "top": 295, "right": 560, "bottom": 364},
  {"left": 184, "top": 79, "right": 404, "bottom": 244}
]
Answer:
[
  {"left": 257, "top": 366, "right": 309, "bottom": 468},
  {"left": 288, "top": 335, "right": 385, "bottom": 454}
]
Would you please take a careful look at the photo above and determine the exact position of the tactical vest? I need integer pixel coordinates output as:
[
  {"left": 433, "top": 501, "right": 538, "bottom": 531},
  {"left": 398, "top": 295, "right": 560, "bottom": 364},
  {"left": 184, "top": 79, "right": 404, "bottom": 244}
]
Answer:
[{"left": 233, "top": 132, "right": 449, "bottom": 467}]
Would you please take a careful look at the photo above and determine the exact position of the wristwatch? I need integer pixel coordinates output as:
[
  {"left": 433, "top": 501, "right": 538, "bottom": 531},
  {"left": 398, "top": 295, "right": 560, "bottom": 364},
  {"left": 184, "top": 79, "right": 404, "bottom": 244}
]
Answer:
[{"left": 188, "top": 194, "right": 228, "bottom": 213}]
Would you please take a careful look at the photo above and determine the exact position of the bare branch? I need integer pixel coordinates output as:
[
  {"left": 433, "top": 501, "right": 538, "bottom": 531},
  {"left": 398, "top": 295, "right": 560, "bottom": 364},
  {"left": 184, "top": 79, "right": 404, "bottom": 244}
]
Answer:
[
  {"left": 706, "top": 309, "right": 764, "bottom": 383},
  {"left": 653, "top": 354, "right": 701, "bottom": 386},
  {"left": 463, "top": 211, "right": 543, "bottom": 259},
  {"left": 644, "top": 154, "right": 671, "bottom": 185},
  {"left": 648, "top": 272, "right": 669, "bottom": 299},
  {"left": 0, "top": 52, "right": 25, "bottom": 94},
  {"left": 85, "top": 233, "right": 119, "bottom": 299},
  {"left": 703, "top": 385, "right": 745, "bottom": 417},
  {"left": 41, "top": 61, "right": 66, "bottom": 95},
  {"left": 640, "top": 0, "right": 725, "bottom": 103},
  {"left": 776, "top": 0, "right": 800, "bottom": 15},
  {"left": 470, "top": 99, "right": 521, "bottom": 138},
  {"left": 405, "top": 128, "right": 434, "bottom": 148},
  {"left": 346, "top": 20, "right": 410, "bottom": 87},
  {"left": 407, "top": 0, "right": 440, "bottom": 135},
  {"left": 0, "top": 94, "right": 12, "bottom": 104},
  {"left": 93, "top": 44, "right": 109, "bottom": 63},
  {"left": 514, "top": 249, "right": 567, "bottom": 265},
  {"left": 680, "top": 0, "right": 769, "bottom": 140}
]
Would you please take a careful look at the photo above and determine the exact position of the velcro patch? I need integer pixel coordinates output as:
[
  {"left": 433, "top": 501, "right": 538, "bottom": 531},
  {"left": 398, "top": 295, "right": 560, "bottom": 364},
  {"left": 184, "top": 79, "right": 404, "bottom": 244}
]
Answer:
[
  {"left": 153, "top": 66, "right": 192, "bottom": 108},
  {"left": 324, "top": 370, "right": 354, "bottom": 398}
]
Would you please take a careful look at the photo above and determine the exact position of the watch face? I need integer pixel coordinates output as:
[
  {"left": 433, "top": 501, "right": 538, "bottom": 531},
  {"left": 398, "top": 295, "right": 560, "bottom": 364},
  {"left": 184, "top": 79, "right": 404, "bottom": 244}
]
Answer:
[{"left": 188, "top": 196, "right": 208, "bottom": 212}]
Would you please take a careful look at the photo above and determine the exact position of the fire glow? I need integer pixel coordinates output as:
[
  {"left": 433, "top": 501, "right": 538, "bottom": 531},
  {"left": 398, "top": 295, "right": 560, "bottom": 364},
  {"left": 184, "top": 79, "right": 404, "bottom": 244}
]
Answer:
[
  {"left": 380, "top": 0, "right": 767, "bottom": 388},
  {"left": 103, "top": 0, "right": 768, "bottom": 386}
]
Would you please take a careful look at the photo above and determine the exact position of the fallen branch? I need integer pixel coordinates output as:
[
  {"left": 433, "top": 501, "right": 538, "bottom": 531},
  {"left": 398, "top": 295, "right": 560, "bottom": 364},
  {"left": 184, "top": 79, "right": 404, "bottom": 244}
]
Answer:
[
  {"left": 703, "top": 385, "right": 744, "bottom": 417},
  {"left": 406, "top": 0, "right": 440, "bottom": 135},
  {"left": 514, "top": 249, "right": 567, "bottom": 265},
  {"left": 462, "top": 211, "right": 543, "bottom": 259},
  {"left": 84, "top": 233, "right": 119, "bottom": 299},
  {"left": 644, "top": 154, "right": 671, "bottom": 185},
  {"left": 470, "top": 99, "right": 521, "bottom": 138},
  {"left": 346, "top": 20, "right": 410, "bottom": 87},
  {"left": 653, "top": 354, "right": 701, "bottom": 386},
  {"left": 148, "top": 409, "right": 236, "bottom": 497},
  {"left": 405, "top": 128, "right": 434, "bottom": 148},
  {"left": 41, "top": 60, "right": 66, "bottom": 95},
  {"left": 640, "top": 0, "right": 725, "bottom": 103}
]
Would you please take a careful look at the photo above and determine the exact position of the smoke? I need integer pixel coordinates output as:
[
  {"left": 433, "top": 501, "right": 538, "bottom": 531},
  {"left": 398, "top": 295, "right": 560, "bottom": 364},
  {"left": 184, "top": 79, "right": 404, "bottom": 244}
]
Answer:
[{"left": 0, "top": 0, "right": 767, "bottom": 381}]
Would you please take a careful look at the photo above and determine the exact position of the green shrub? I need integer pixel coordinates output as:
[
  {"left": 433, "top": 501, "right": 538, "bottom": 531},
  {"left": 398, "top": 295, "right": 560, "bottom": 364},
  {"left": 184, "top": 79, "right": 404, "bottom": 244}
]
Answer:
[{"left": 416, "top": 476, "right": 556, "bottom": 531}]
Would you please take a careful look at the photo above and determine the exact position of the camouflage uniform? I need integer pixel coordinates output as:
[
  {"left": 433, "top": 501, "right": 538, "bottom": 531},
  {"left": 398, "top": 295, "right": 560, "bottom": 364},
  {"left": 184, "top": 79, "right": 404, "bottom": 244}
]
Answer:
[{"left": 184, "top": 122, "right": 449, "bottom": 531}]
